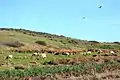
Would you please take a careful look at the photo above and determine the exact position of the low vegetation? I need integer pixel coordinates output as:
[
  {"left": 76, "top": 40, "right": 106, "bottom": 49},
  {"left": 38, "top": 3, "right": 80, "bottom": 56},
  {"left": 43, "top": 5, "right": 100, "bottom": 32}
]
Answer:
[{"left": 0, "top": 61, "right": 120, "bottom": 80}]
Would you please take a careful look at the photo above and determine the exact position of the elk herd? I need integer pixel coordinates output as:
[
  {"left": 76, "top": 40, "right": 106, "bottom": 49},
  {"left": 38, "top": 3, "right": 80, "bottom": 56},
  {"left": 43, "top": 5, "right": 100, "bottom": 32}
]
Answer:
[{"left": 6, "top": 48, "right": 119, "bottom": 59}]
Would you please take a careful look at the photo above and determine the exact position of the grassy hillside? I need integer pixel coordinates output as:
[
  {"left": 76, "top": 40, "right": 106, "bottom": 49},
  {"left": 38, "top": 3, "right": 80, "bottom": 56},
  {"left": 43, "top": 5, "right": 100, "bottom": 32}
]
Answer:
[
  {"left": 0, "top": 28, "right": 120, "bottom": 50},
  {"left": 0, "top": 28, "right": 120, "bottom": 80},
  {"left": 0, "top": 29, "right": 83, "bottom": 49}
]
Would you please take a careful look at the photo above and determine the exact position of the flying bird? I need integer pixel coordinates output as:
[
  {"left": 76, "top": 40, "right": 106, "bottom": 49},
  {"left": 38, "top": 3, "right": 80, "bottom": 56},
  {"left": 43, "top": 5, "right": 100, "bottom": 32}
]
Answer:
[
  {"left": 82, "top": 17, "right": 86, "bottom": 19},
  {"left": 98, "top": 6, "right": 102, "bottom": 8}
]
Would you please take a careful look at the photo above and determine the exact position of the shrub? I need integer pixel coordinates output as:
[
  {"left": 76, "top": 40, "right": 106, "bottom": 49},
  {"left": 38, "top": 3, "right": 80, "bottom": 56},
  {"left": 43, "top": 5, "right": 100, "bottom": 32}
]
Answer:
[
  {"left": 35, "top": 40, "right": 47, "bottom": 46},
  {"left": 3, "top": 41, "right": 24, "bottom": 47},
  {"left": 113, "top": 42, "right": 120, "bottom": 45},
  {"left": 88, "top": 40, "right": 100, "bottom": 44}
]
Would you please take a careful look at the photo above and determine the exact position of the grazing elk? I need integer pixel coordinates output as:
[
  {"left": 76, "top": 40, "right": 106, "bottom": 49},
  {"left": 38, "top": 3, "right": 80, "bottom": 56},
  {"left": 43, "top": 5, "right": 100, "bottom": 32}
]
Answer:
[
  {"left": 97, "top": 49, "right": 103, "bottom": 54},
  {"left": 110, "top": 50, "right": 115, "bottom": 54},
  {"left": 32, "top": 52, "right": 39, "bottom": 56},
  {"left": 6, "top": 55, "right": 13, "bottom": 59},
  {"left": 82, "top": 51, "right": 92, "bottom": 56},
  {"left": 86, "top": 51, "right": 92, "bottom": 55},
  {"left": 31, "top": 52, "right": 47, "bottom": 59},
  {"left": 40, "top": 53, "right": 47, "bottom": 58}
]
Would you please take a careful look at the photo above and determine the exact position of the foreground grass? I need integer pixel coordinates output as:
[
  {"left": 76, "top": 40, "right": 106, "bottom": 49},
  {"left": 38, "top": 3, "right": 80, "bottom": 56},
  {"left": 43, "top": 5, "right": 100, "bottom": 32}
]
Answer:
[{"left": 0, "top": 61, "right": 120, "bottom": 78}]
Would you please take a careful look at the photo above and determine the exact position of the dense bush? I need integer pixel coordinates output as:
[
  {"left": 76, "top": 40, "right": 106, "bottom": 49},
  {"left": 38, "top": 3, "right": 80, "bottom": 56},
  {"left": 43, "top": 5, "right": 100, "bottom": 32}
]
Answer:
[
  {"left": 3, "top": 41, "right": 24, "bottom": 47},
  {"left": 113, "top": 42, "right": 120, "bottom": 45},
  {"left": 88, "top": 40, "right": 100, "bottom": 44},
  {"left": 35, "top": 40, "right": 47, "bottom": 46}
]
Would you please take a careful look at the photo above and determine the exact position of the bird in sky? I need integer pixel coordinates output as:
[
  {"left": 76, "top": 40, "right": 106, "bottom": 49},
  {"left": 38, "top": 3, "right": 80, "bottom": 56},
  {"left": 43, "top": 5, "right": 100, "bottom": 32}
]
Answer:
[
  {"left": 82, "top": 17, "right": 86, "bottom": 19},
  {"left": 98, "top": 6, "right": 102, "bottom": 8}
]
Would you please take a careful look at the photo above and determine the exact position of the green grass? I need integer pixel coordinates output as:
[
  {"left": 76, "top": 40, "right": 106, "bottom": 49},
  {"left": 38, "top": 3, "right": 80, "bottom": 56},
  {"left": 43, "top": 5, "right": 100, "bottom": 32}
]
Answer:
[
  {"left": 0, "top": 51, "right": 87, "bottom": 70},
  {"left": 0, "top": 61, "right": 119, "bottom": 78}
]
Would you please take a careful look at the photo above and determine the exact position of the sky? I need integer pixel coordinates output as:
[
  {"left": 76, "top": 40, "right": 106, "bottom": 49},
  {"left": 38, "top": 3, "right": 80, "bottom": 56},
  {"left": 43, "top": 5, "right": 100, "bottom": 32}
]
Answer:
[{"left": 0, "top": 0, "right": 120, "bottom": 42}]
